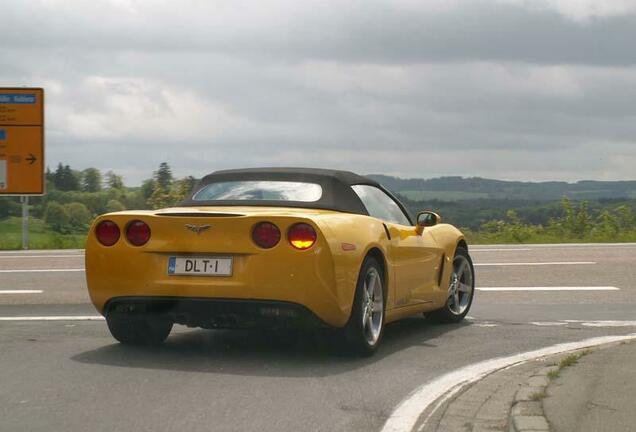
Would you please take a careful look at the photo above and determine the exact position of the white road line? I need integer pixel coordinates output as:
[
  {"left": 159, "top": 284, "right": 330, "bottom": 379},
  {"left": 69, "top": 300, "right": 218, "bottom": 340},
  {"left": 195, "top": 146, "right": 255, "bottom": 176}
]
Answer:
[
  {"left": 471, "top": 243, "right": 636, "bottom": 248},
  {"left": 381, "top": 334, "right": 636, "bottom": 432},
  {"left": 470, "top": 320, "right": 636, "bottom": 328},
  {"left": 0, "top": 255, "right": 84, "bottom": 259},
  {"left": 474, "top": 261, "right": 595, "bottom": 266},
  {"left": 477, "top": 286, "right": 619, "bottom": 291},
  {"left": 530, "top": 322, "right": 569, "bottom": 326},
  {"left": 564, "top": 320, "right": 636, "bottom": 327},
  {"left": 0, "top": 268, "right": 85, "bottom": 273},
  {"left": 0, "top": 290, "right": 43, "bottom": 294},
  {"left": 0, "top": 316, "right": 104, "bottom": 321},
  {"left": 471, "top": 248, "right": 532, "bottom": 252},
  {"left": 0, "top": 249, "right": 84, "bottom": 255}
]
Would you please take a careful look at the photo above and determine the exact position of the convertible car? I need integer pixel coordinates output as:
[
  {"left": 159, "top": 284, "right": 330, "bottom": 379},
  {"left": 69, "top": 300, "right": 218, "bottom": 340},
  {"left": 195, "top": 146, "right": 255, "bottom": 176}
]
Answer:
[{"left": 86, "top": 168, "right": 475, "bottom": 355}]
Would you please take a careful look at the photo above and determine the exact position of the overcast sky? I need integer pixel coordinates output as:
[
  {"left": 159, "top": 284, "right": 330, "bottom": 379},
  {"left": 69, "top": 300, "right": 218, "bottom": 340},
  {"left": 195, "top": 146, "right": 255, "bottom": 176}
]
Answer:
[{"left": 2, "top": 0, "right": 636, "bottom": 185}]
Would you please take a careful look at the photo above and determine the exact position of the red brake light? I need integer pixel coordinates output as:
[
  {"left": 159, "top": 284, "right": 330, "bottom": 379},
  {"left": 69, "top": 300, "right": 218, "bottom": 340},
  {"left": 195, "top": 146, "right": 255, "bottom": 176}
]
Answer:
[
  {"left": 288, "top": 223, "right": 317, "bottom": 250},
  {"left": 95, "top": 220, "right": 120, "bottom": 246},
  {"left": 126, "top": 220, "right": 151, "bottom": 246},
  {"left": 252, "top": 222, "right": 281, "bottom": 249}
]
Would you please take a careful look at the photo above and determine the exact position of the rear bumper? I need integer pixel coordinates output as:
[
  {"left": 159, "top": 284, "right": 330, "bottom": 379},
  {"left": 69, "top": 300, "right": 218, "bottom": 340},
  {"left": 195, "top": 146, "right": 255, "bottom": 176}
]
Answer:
[
  {"left": 105, "top": 297, "right": 328, "bottom": 329},
  {"left": 86, "top": 247, "right": 355, "bottom": 328}
]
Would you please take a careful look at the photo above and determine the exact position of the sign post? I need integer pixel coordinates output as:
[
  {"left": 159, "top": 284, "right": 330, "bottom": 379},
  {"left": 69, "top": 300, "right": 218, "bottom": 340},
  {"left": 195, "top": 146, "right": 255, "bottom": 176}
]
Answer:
[
  {"left": 21, "top": 196, "right": 29, "bottom": 249},
  {"left": 0, "top": 88, "right": 45, "bottom": 250}
]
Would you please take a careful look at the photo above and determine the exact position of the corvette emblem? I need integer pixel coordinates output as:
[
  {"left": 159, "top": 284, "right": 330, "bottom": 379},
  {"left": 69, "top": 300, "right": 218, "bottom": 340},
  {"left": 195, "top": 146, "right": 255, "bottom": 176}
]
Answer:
[{"left": 185, "top": 224, "right": 212, "bottom": 235}]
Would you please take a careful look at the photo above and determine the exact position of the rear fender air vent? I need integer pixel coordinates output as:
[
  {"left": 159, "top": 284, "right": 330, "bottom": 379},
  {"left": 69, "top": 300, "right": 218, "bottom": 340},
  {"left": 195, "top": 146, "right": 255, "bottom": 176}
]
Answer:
[{"left": 154, "top": 212, "right": 244, "bottom": 217}]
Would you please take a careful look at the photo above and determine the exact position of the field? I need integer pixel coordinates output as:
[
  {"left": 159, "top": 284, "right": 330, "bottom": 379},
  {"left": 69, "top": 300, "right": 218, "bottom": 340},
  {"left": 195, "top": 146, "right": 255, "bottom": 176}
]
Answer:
[
  {"left": 400, "top": 190, "right": 490, "bottom": 201},
  {"left": 0, "top": 217, "right": 85, "bottom": 250}
]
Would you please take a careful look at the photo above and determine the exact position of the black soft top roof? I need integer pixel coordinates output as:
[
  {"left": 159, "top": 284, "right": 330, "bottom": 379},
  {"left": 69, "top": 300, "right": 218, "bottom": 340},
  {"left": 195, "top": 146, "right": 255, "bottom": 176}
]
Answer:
[
  {"left": 181, "top": 167, "right": 412, "bottom": 222},
  {"left": 202, "top": 167, "right": 379, "bottom": 186}
]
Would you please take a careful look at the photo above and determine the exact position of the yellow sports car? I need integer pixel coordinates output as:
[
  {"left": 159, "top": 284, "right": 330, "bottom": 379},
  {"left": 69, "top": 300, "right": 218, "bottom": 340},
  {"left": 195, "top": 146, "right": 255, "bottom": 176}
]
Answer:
[{"left": 86, "top": 168, "right": 475, "bottom": 355}]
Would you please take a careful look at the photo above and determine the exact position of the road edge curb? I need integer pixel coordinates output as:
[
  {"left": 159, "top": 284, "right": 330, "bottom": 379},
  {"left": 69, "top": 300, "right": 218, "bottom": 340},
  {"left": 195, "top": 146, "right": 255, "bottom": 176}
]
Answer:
[
  {"left": 381, "top": 335, "right": 636, "bottom": 432},
  {"left": 508, "top": 365, "right": 554, "bottom": 432}
]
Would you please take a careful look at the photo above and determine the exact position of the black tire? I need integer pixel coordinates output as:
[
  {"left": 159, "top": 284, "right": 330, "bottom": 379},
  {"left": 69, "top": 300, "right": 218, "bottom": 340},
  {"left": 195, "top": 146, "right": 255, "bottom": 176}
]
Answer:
[
  {"left": 341, "top": 256, "right": 386, "bottom": 357},
  {"left": 106, "top": 311, "right": 173, "bottom": 346},
  {"left": 429, "top": 247, "right": 475, "bottom": 323}
]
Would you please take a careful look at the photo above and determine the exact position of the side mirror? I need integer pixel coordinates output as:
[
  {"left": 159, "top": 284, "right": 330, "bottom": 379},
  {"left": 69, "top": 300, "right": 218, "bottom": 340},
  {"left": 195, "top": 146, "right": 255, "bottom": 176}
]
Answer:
[{"left": 416, "top": 211, "right": 441, "bottom": 234}]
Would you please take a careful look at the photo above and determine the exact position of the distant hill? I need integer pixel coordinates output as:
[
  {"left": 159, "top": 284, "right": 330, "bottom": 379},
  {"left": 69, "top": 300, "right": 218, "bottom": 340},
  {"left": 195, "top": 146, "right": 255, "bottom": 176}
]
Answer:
[{"left": 367, "top": 175, "right": 636, "bottom": 202}]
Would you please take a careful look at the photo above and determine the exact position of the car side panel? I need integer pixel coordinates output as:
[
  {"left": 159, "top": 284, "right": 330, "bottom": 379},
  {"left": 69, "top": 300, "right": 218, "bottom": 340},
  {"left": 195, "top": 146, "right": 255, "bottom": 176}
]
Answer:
[
  {"left": 311, "top": 213, "right": 392, "bottom": 317},
  {"left": 384, "top": 223, "right": 443, "bottom": 308},
  {"left": 425, "top": 224, "right": 467, "bottom": 307}
]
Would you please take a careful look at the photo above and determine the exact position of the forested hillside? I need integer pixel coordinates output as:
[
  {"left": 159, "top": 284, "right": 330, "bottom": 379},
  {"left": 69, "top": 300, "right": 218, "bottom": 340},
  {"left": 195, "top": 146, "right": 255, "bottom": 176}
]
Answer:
[
  {"left": 369, "top": 175, "right": 636, "bottom": 201},
  {"left": 368, "top": 175, "right": 636, "bottom": 231}
]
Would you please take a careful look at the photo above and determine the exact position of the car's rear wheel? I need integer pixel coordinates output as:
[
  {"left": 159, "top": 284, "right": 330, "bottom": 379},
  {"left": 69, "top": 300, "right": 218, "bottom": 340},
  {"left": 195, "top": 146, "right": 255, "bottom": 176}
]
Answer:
[
  {"left": 429, "top": 247, "right": 475, "bottom": 323},
  {"left": 106, "top": 311, "right": 173, "bottom": 346},
  {"left": 342, "top": 256, "right": 385, "bottom": 356}
]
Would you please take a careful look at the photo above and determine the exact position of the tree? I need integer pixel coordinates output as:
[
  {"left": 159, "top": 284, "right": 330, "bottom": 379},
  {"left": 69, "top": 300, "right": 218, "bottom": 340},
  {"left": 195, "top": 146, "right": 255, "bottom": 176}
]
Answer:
[
  {"left": 81, "top": 168, "right": 102, "bottom": 192},
  {"left": 141, "top": 179, "right": 155, "bottom": 200},
  {"left": 44, "top": 201, "right": 71, "bottom": 233},
  {"left": 594, "top": 210, "right": 619, "bottom": 239},
  {"left": 575, "top": 201, "right": 592, "bottom": 237},
  {"left": 614, "top": 205, "right": 635, "bottom": 230},
  {"left": 147, "top": 187, "right": 176, "bottom": 209},
  {"left": 64, "top": 202, "right": 92, "bottom": 229},
  {"left": 172, "top": 176, "right": 198, "bottom": 202},
  {"left": 155, "top": 162, "right": 173, "bottom": 191},
  {"left": 105, "top": 171, "right": 124, "bottom": 190},
  {"left": 52, "top": 163, "right": 64, "bottom": 189},
  {"left": 45, "top": 166, "right": 54, "bottom": 185},
  {"left": 106, "top": 199, "right": 126, "bottom": 213},
  {"left": 52, "top": 163, "right": 80, "bottom": 191},
  {"left": 63, "top": 165, "right": 80, "bottom": 191},
  {"left": 146, "top": 163, "right": 177, "bottom": 209}
]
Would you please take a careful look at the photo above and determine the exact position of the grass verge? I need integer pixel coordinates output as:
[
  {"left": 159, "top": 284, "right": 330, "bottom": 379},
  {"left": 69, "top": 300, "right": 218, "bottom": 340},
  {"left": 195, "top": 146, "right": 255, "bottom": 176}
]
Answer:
[
  {"left": 0, "top": 217, "right": 85, "bottom": 250},
  {"left": 548, "top": 349, "right": 594, "bottom": 381},
  {"left": 530, "top": 389, "right": 548, "bottom": 401}
]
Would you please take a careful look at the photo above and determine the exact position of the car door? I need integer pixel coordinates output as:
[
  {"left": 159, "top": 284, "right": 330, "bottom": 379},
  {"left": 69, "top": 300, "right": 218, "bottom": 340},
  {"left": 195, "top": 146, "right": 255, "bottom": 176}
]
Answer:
[{"left": 351, "top": 185, "right": 443, "bottom": 308}]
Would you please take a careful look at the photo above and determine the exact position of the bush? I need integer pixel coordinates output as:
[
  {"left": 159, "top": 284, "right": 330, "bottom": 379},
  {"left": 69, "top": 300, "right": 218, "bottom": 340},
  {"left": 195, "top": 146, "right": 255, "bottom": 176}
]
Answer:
[
  {"left": 106, "top": 199, "right": 126, "bottom": 213},
  {"left": 44, "top": 202, "right": 71, "bottom": 233},
  {"left": 64, "top": 202, "right": 92, "bottom": 229},
  {"left": 0, "top": 197, "right": 21, "bottom": 219}
]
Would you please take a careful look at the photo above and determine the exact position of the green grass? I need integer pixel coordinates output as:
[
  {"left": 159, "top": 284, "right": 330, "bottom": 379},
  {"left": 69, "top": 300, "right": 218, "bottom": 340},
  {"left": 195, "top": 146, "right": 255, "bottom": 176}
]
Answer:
[
  {"left": 0, "top": 217, "right": 86, "bottom": 250},
  {"left": 547, "top": 369, "right": 560, "bottom": 380},
  {"left": 546, "top": 350, "right": 593, "bottom": 382},
  {"left": 558, "top": 349, "right": 592, "bottom": 369},
  {"left": 529, "top": 389, "right": 547, "bottom": 401},
  {"left": 558, "top": 353, "right": 581, "bottom": 368}
]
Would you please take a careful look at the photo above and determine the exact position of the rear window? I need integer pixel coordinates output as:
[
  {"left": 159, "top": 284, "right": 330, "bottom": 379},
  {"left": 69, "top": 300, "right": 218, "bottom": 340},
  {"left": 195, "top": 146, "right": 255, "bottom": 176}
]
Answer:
[{"left": 192, "top": 181, "right": 323, "bottom": 202}]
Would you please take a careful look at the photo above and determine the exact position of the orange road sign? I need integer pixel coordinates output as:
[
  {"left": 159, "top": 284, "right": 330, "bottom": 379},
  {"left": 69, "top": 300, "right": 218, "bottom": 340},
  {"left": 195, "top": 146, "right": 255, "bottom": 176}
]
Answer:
[{"left": 0, "top": 88, "right": 44, "bottom": 195}]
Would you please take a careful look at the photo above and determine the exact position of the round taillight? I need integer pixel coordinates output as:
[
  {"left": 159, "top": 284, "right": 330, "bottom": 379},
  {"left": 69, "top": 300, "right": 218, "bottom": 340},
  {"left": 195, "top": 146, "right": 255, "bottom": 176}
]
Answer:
[
  {"left": 95, "top": 220, "right": 120, "bottom": 246},
  {"left": 126, "top": 220, "right": 151, "bottom": 246},
  {"left": 288, "top": 223, "right": 317, "bottom": 250},
  {"left": 252, "top": 222, "right": 281, "bottom": 249}
]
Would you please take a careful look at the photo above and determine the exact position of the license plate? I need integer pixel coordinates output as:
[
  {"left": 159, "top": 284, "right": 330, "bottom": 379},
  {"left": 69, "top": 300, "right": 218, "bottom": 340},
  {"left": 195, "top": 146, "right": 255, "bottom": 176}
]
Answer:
[{"left": 168, "top": 256, "right": 232, "bottom": 276}]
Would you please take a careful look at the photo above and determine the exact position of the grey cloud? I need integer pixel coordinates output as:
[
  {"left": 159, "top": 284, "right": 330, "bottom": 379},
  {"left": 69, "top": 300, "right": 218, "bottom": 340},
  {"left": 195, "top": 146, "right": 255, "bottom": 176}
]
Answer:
[
  {"left": 2, "top": 1, "right": 636, "bottom": 65},
  {"left": 1, "top": 0, "right": 635, "bottom": 184}
]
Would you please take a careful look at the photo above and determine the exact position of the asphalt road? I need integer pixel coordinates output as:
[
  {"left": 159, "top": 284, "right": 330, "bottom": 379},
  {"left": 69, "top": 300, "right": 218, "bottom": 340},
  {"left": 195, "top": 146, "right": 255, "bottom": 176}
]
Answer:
[{"left": 1, "top": 244, "right": 635, "bottom": 432}]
